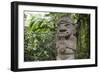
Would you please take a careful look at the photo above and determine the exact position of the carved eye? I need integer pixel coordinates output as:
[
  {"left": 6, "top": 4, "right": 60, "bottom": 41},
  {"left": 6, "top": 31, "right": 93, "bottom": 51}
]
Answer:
[
  {"left": 65, "top": 24, "right": 70, "bottom": 26},
  {"left": 60, "top": 22, "right": 64, "bottom": 24},
  {"left": 59, "top": 21, "right": 67, "bottom": 25}
]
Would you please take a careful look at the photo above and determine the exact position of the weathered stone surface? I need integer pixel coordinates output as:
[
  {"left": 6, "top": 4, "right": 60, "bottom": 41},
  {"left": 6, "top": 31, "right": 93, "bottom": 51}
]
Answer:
[{"left": 56, "top": 16, "right": 76, "bottom": 60}]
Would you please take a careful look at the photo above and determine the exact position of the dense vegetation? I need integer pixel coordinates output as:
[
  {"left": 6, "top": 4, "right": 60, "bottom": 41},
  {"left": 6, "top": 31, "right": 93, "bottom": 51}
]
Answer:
[{"left": 24, "top": 12, "right": 90, "bottom": 61}]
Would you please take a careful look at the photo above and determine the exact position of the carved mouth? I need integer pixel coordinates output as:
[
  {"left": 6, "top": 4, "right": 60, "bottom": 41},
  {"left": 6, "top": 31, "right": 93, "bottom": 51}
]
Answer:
[
  {"left": 65, "top": 35, "right": 70, "bottom": 39},
  {"left": 59, "top": 29, "right": 66, "bottom": 32}
]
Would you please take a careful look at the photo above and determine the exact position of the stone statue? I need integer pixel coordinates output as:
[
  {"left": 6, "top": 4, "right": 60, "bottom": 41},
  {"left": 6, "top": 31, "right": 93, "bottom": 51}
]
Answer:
[{"left": 56, "top": 16, "right": 77, "bottom": 60}]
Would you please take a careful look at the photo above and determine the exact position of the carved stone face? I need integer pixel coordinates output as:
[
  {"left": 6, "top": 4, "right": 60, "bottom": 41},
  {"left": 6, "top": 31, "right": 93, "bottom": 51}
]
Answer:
[{"left": 57, "top": 16, "right": 74, "bottom": 37}]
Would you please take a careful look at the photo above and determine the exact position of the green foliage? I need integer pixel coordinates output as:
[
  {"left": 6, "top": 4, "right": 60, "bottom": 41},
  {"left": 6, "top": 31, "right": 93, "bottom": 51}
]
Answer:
[
  {"left": 75, "top": 14, "right": 90, "bottom": 59},
  {"left": 24, "top": 13, "right": 57, "bottom": 61},
  {"left": 24, "top": 12, "right": 90, "bottom": 61}
]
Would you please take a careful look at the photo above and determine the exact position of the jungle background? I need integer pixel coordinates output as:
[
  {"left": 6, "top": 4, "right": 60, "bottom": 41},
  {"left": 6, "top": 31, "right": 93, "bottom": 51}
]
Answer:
[{"left": 24, "top": 11, "right": 90, "bottom": 61}]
